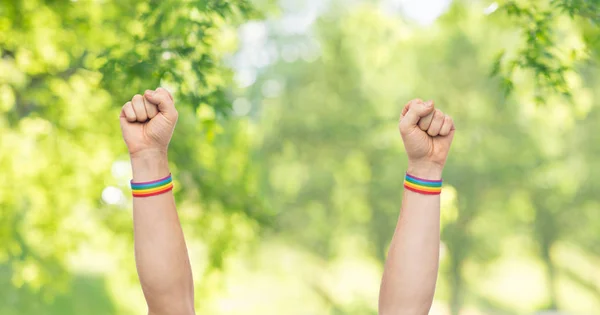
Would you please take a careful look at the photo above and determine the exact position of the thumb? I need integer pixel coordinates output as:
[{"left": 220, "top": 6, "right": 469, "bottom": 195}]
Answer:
[
  {"left": 144, "top": 88, "right": 178, "bottom": 121},
  {"left": 399, "top": 99, "right": 434, "bottom": 135}
]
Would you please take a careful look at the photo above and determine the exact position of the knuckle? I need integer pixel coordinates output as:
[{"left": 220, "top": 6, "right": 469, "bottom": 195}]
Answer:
[
  {"left": 144, "top": 100, "right": 154, "bottom": 109},
  {"left": 157, "top": 87, "right": 171, "bottom": 97},
  {"left": 412, "top": 99, "right": 423, "bottom": 108}
]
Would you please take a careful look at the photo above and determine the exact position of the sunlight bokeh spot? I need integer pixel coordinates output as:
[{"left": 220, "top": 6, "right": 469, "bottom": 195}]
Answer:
[{"left": 102, "top": 186, "right": 124, "bottom": 205}]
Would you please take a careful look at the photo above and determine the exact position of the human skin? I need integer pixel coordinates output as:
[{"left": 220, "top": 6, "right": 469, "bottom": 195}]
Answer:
[
  {"left": 119, "top": 88, "right": 195, "bottom": 315},
  {"left": 378, "top": 99, "right": 455, "bottom": 315}
]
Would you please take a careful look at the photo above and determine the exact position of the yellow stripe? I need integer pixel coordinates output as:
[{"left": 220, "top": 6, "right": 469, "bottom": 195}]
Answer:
[
  {"left": 404, "top": 181, "right": 441, "bottom": 192},
  {"left": 132, "top": 183, "right": 173, "bottom": 194}
]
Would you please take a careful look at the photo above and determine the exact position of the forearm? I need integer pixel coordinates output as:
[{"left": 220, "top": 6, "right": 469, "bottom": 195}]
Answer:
[
  {"left": 379, "top": 166, "right": 442, "bottom": 315},
  {"left": 131, "top": 152, "right": 195, "bottom": 315}
]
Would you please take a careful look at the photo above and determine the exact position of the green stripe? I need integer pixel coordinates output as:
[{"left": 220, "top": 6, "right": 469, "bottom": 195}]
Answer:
[
  {"left": 132, "top": 183, "right": 173, "bottom": 193},
  {"left": 131, "top": 177, "right": 172, "bottom": 189}
]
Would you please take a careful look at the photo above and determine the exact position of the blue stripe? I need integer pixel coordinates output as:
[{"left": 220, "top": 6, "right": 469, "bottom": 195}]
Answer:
[{"left": 131, "top": 177, "right": 172, "bottom": 189}]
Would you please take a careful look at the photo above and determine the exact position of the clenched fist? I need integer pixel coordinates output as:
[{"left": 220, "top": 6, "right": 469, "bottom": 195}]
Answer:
[
  {"left": 119, "top": 88, "right": 179, "bottom": 157},
  {"left": 399, "top": 99, "right": 455, "bottom": 179}
]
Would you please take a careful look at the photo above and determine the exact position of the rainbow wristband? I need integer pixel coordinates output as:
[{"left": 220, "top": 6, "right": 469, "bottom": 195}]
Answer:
[
  {"left": 404, "top": 173, "right": 442, "bottom": 195},
  {"left": 130, "top": 174, "right": 174, "bottom": 198}
]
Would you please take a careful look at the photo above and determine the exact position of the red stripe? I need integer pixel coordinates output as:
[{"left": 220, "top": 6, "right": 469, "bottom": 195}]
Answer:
[
  {"left": 404, "top": 184, "right": 441, "bottom": 195},
  {"left": 132, "top": 186, "right": 174, "bottom": 198}
]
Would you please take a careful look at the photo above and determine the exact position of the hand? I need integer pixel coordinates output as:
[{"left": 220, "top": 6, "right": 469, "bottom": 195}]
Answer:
[
  {"left": 398, "top": 99, "right": 455, "bottom": 178},
  {"left": 119, "top": 88, "right": 178, "bottom": 158}
]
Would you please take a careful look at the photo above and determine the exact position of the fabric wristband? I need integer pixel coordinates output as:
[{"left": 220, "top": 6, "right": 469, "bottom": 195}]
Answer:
[
  {"left": 130, "top": 173, "right": 174, "bottom": 197},
  {"left": 404, "top": 173, "right": 442, "bottom": 195}
]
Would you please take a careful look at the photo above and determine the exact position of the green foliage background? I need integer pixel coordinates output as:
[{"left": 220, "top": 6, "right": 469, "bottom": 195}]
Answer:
[{"left": 1, "top": 0, "right": 599, "bottom": 314}]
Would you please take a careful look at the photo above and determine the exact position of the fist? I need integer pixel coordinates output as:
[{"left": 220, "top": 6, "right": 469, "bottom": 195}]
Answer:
[
  {"left": 119, "top": 88, "right": 178, "bottom": 157},
  {"left": 398, "top": 99, "right": 455, "bottom": 178}
]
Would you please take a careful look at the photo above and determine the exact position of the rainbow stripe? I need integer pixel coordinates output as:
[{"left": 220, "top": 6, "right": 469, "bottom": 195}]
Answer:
[
  {"left": 131, "top": 174, "right": 174, "bottom": 198},
  {"left": 404, "top": 173, "right": 442, "bottom": 195}
]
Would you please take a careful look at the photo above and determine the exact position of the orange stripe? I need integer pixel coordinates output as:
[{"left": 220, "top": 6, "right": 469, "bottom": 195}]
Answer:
[
  {"left": 404, "top": 181, "right": 441, "bottom": 192},
  {"left": 132, "top": 183, "right": 173, "bottom": 194},
  {"left": 132, "top": 183, "right": 173, "bottom": 195}
]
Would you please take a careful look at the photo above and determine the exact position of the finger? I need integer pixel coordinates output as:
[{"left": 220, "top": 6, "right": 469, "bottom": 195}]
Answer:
[
  {"left": 439, "top": 115, "right": 454, "bottom": 136},
  {"left": 132, "top": 94, "right": 148, "bottom": 122},
  {"left": 418, "top": 100, "right": 435, "bottom": 130},
  {"left": 121, "top": 102, "right": 137, "bottom": 122},
  {"left": 400, "top": 98, "right": 422, "bottom": 119},
  {"left": 163, "top": 87, "right": 174, "bottom": 101},
  {"left": 143, "top": 95, "right": 159, "bottom": 119},
  {"left": 144, "top": 87, "right": 177, "bottom": 120},
  {"left": 427, "top": 109, "right": 445, "bottom": 136},
  {"left": 399, "top": 99, "right": 434, "bottom": 135}
]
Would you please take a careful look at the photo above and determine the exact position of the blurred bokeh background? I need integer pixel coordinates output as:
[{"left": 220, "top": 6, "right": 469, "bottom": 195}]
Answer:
[{"left": 1, "top": 0, "right": 600, "bottom": 314}]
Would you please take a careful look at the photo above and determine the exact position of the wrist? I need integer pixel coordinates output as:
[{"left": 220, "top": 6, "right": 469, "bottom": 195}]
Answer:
[
  {"left": 130, "top": 150, "right": 170, "bottom": 182},
  {"left": 129, "top": 147, "right": 168, "bottom": 160},
  {"left": 407, "top": 162, "right": 444, "bottom": 180}
]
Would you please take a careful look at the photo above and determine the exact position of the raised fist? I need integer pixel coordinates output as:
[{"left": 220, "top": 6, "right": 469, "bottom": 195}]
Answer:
[
  {"left": 119, "top": 88, "right": 178, "bottom": 157},
  {"left": 398, "top": 99, "right": 455, "bottom": 178}
]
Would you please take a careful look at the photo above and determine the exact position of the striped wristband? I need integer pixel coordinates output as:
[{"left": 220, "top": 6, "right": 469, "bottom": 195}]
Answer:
[
  {"left": 130, "top": 173, "right": 174, "bottom": 198},
  {"left": 404, "top": 173, "right": 442, "bottom": 195}
]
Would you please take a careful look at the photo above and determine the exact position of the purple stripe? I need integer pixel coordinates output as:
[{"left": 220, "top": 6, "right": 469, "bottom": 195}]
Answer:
[
  {"left": 130, "top": 173, "right": 172, "bottom": 185},
  {"left": 406, "top": 173, "right": 442, "bottom": 183}
]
